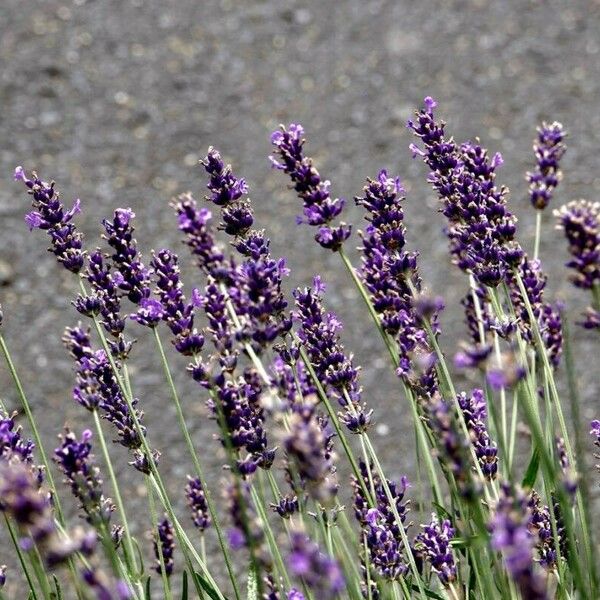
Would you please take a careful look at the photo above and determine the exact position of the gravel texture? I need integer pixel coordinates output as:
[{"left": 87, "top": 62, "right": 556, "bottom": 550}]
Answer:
[{"left": 1, "top": 0, "right": 599, "bottom": 596}]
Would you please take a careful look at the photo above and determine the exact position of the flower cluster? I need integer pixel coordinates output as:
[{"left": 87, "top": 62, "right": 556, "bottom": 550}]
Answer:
[
  {"left": 53, "top": 428, "right": 114, "bottom": 527},
  {"left": 15, "top": 167, "right": 85, "bottom": 273},
  {"left": 355, "top": 169, "right": 440, "bottom": 393},
  {"left": 352, "top": 461, "right": 410, "bottom": 581},
  {"left": 527, "top": 122, "right": 566, "bottom": 210},
  {"left": 555, "top": 199, "right": 600, "bottom": 329},
  {"left": 153, "top": 517, "right": 175, "bottom": 577},
  {"left": 185, "top": 476, "right": 211, "bottom": 533},
  {"left": 490, "top": 484, "right": 548, "bottom": 600},
  {"left": 293, "top": 277, "right": 372, "bottom": 433},
  {"left": 414, "top": 514, "right": 457, "bottom": 586},
  {"left": 0, "top": 411, "right": 36, "bottom": 468},
  {"left": 456, "top": 389, "right": 498, "bottom": 480},
  {"left": 287, "top": 531, "right": 344, "bottom": 599},
  {"left": 270, "top": 124, "right": 351, "bottom": 250},
  {"left": 283, "top": 396, "right": 338, "bottom": 504}
]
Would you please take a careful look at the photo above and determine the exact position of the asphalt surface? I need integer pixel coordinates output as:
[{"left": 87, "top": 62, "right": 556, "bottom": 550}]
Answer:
[{"left": 1, "top": 0, "right": 599, "bottom": 596}]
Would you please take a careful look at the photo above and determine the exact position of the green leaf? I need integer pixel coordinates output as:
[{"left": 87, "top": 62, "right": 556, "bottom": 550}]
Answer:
[
  {"left": 522, "top": 448, "right": 540, "bottom": 489},
  {"left": 193, "top": 572, "right": 224, "bottom": 600},
  {"left": 246, "top": 564, "right": 258, "bottom": 600},
  {"left": 133, "top": 536, "right": 146, "bottom": 578},
  {"left": 181, "top": 570, "right": 189, "bottom": 600},
  {"left": 145, "top": 575, "right": 152, "bottom": 600}
]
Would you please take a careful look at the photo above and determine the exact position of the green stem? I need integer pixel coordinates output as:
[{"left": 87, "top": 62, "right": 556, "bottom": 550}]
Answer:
[
  {"left": 91, "top": 410, "right": 137, "bottom": 577},
  {"left": 152, "top": 328, "right": 241, "bottom": 600},
  {"left": 4, "top": 514, "right": 39, "bottom": 599},
  {"left": 147, "top": 476, "right": 172, "bottom": 600},
  {"left": 533, "top": 210, "right": 542, "bottom": 262}
]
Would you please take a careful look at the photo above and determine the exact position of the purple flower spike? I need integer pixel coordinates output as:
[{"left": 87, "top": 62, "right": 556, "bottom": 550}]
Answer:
[
  {"left": 150, "top": 249, "right": 205, "bottom": 356},
  {"left": 457, "top": 389, "right": 498, "bottom": 480},
  {"left": 153, "top": 517, "right": 175, "bottom": 577},
  {"left": 293, "top": 278, "right": 372, "bottom": 433},
  {"left": 54, "top": 428, "right": 114, "bottom": 527},
  {"left": 102, "top": 208, "right": 151, "bottom": 305},
  {"left": 172, "top": 192, "right": 229, "bottom": 281},
  {"left": 0, "top": 565, "right": 5, "bottom": 588},
  {"left": 185, "top": 476, "right": 211, "bottom": 533},
  {"left": 527, "top": 122, "right": 566, "bottom": 210},
  {"left": 490, "top": 484, "right": 548, "bottom": 600},
  {"left": 414, "top": 514, "right": 457, "bottom": 586},
  {"left": 15, "top": 167, "right": 85, "bottom": 273},
  {"left": 555, "top": 200, "right": 600, "bottom": 291},
  {"left": 270, "top": 124, "right": 351, "bottom": 250},
  {"left": 0, "top": 411, "right": 36, "bottom": 467},
  {"left": 287, "top": 531, "right": 344, "bottom": 599}
]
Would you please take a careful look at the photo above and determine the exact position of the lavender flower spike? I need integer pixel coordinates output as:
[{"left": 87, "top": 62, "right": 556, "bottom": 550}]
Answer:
[
  {"left": 527, "top": 122, "right": 566, "bottom": 210},
  {"left": 490, "top": 484, "right": 548, "bottom": 600},
  {"left": 54, "top": 428, "right": 114, "bottom": 527},
  {"left": 185, "top": 476, "right": 211, "bottom": 532},
  {"left": 287, "top": 531, "right": 344, "bottom": 599},
  {"left": 15, "top": 167, "right": 85, "bottom": 272},
  {"left": 270, "top": 124, "right": 351, "bottom": 250},
  {"left": 414, "top": 514, "right": 457, "bottom": 586},
  {"left": 153, "top": 517, "right": 175, "bottom": 577}
]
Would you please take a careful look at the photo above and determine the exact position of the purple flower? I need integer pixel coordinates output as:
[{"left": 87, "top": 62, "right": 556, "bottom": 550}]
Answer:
[
  {"left": 153, "top": 517, "right": 175, "bottom": 577},
  {"left": 355, "top": 169, "right": 441, "bottom": 393},
  {"left": 283, "top": 396, "right": 338, "bottom": 504},
  {"left": 286, "top": 589, "right": 305, "bottom": 600},
  {"left": 102, "top": 208, "right": 151, "bottom": 304},
  {"left": 223, "top": 481, "right": 264, "bottom": 556},
  {"left": 293, "top": 278, "right": 372, "bottom": 433},
  {"left": 200, "top": 148, "right": 254, "bottom": 237},
  {"left": 185, "top": 476, "right": 211, "bottom": 532},
  {"left": 352, "top": 461, "right": 410, "bottom": 580},
  {"left": 150, "top": 249, "right": 205, "bottom": 356},
  {"left": 555, "top": 200, "right": 600, "bottom": 290},
  {"left": 457, "top": 389, "right": 498, "bottom": 479},
  {"left": 0, "top": 411, "right": 36, "bottom": 467},
  {"left": 15, "top": 167, "right": 85, "bottom": 273},
  {"left": 271, "top": 495, "right": 299, "bottom": 519},
  {"left": 287, "top": 531, "right": 344, "bottom": 599},
  {"left": 81, "top": 568, "right": 132, "bottom": 600},
  {"left": 527, "top": 122, "right": 566, "bottom": 210},
  {"left": 490, "top": 484, "right": 548, "bottom": 600},
  {"left": 414, "top": 514, "right": 457, "bottom": 586},
  {"left": 270, "top": 124, "right": 351, "bottom": 250},
  {"left": 172, "top": 192, "right": 229, "bottom": 281},
  {"left": 54, "top": 428, "right": 114, "bottom": 527},
  {"left": 0, "top": 565, "right": 5, "bottom": 588}
]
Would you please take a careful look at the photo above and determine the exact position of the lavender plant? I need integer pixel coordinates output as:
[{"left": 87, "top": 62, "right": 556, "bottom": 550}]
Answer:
[{"left": 1, "top": 97, "right": 598, "bottom": 600}]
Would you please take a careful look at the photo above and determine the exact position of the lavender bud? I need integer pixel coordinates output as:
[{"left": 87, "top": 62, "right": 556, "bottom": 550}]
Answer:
[
  {"left": 527, "top": 122, "right": 566, "bottom": 210},
  {"left": 153, "top": 517, "right": 175, "bottom": 577},
  {"left": 185, "top": 476, "right": 211, "bottom": 533},
  {"left": 414, "top": 514, "right": 457, "bottom": 586}
]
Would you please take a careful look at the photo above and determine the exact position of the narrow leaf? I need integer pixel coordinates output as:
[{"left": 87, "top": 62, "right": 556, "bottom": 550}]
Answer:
[
  {"left": 247, "top": 564, "right": 258, "bottom": 600},
  {"left": 522, "top": 448, "right": 540, "bottom": 489}
]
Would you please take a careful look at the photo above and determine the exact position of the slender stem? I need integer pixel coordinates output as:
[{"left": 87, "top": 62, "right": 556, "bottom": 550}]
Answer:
[
  {"left": 147, "top": 476, "right": 172, "bottom": 600},
  {"left": 152, "top": 329, "right": 241, "bottom": 600},
  {"left": 91, "top": 410, "right": 137, "bottom": 576},
  {"left": 4, "top": 514, "right": 39, "bottom": 599},
  {"left": 533, "top": 210, "right": 542, "bottom": 262}
]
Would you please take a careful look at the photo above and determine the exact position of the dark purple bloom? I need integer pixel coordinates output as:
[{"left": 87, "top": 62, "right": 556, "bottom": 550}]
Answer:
[
  {"left": 271, "top": 495, "right": 299, "bottom": 519},
  {"left": 490, "top": 484, "right": 548, "bottom": 600},
  {"left": 414, "top": 514, "right": 457, "bottom": 586},
  {"left": 527, "top": 490, "right": 567, "bottom": 570},
  {"left": 287, "top": 531, "right": 344, "bottom": 599},
  {"left": 185, "top": 476, "right": 211, "bottom": 532},
  {"left": 81, "top": 568, "right": 132, "bottom": 600},
  {"left": 284, "top": 396, "right": 338, "bottom": 504},
  {"left": 527, "top": 122, "right": 566, "bottom": 210},
  {"left": 0, "top": 411, "right": 36, "bottom": 467},
  {"left": 555, "top": 200, "right": 600, "bottom": 290},
  {"left": 0, "top": 565, "right": 5, "bottom": 588},
  {"left": 172, "top": 192, "right": 229, "bottom": 281},
  {"left": 352, "top": 461, "right": 410, "bottom": 581},
  {"left": 293, "top": 277, "right": 372, "bottom": 433},
  {"left": 150, "top": 249, "right": 205, "bottom": 356},
  {"left": 355, "top": 169, "right": 441, "bottom": 393},
  {"left": 102, "top": 208, "right": 151, "bottom": 305},
  {"left": 54, "top": 428, "right": 114, "bottom": 527},
  {"left": 153, "top": 517, "right": 175, "bottom": 577},
  {"left": 457, "top": 389, "right": 498, "bottom": 480},
  {"left": 223, "top": 481, "right": 264, "bottom": 557},
  {"left": 270, "top": 124, "right": 351, "bottom": 250},
  {"left": 15, "top": 167, "right": 85, "bottom": 273},
  {"left": 63, "top": 326, "right": 151, "bottom": 461}
]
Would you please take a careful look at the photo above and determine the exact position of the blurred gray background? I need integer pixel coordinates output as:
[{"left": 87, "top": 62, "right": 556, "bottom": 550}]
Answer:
[{"left": 1, "top": 0, "right": 599, "bottom": 595}]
